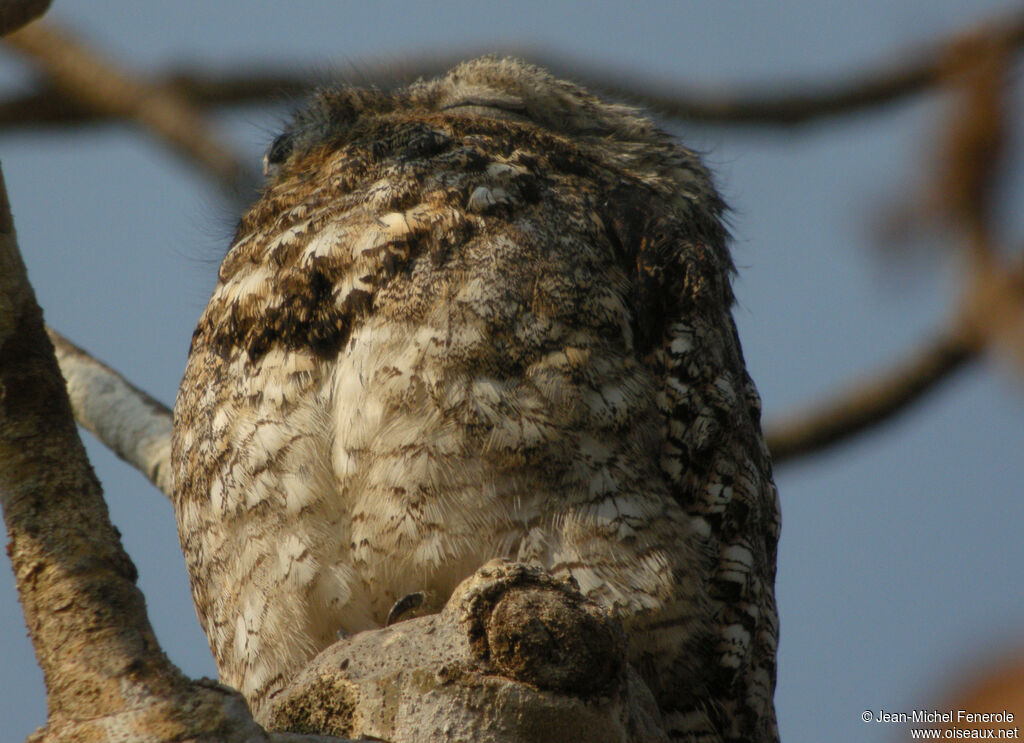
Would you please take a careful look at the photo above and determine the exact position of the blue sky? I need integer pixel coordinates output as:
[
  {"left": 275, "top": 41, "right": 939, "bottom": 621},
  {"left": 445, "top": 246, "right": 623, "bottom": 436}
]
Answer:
[{"left": 1, "top": 3, "right": 1022, "bottom": 741}]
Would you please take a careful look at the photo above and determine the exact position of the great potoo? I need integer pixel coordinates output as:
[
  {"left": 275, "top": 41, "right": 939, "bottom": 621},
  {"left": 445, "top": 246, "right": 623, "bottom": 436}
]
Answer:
[{"left": 172, "top": 57, "right": 780, "bottom": 743}]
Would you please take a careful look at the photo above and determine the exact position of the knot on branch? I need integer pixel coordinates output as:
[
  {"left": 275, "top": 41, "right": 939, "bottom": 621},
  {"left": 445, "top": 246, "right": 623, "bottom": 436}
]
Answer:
[{"left": 453, "top": 559, "right": 626, "bottom": 696}]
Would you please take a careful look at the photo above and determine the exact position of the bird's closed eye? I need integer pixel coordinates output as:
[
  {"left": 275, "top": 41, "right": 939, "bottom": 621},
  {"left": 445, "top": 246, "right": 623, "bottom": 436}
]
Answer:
[{"left": 440, "top": 91, "right": 528, "bottom": 121}]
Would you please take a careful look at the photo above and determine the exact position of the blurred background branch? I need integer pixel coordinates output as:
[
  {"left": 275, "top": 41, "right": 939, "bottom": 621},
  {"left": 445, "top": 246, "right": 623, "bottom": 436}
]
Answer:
[
  {"left": 2, "top": 7, "right": 1024, "bottom": 138},
  {"left": 5, "top": 21, "right": 256, "bottom": 197},
  {"left": 768, "top": 27, "right": 1022, "bottom": 461}
]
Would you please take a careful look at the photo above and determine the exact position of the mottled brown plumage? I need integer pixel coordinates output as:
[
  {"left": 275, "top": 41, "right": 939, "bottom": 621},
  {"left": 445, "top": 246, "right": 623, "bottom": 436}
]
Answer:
[{"left": 172, "top": 57, "right": 779, "bottom": 742}]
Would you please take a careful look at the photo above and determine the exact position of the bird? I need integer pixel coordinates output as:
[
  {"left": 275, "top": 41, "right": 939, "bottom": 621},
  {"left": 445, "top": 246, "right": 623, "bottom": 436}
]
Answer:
[{"left": 171, "top": 57, "right": 780, "bottom": 743}]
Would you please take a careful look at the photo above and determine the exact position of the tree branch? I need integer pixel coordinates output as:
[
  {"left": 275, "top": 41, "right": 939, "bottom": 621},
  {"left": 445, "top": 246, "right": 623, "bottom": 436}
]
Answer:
[
  {"left": 47, "top": 328, "right": 174, "bottom": 499},
  {"left": 762, "top": 254, "right": 1024, "bottom": 465},
  {"left": 0, "top": 162, "right": 292, "bottom": 740},
  {"left": 4, "top": 21, "right": 258, "bottom": 197},
  {"left": 764, "top": 327, "right": 978, "bottom": 464},
  {"left": 542, "top": 9, "right": 1024, "bottom": 127},
  {"left": 765, "top": 25, "right": 1024, "bottom": 464},
  {"left": 0, "top": 0, "right": 49, "bottom": 36},
  {"left": 2, "top": 9, "right": 1024, "bottom": 135}
]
